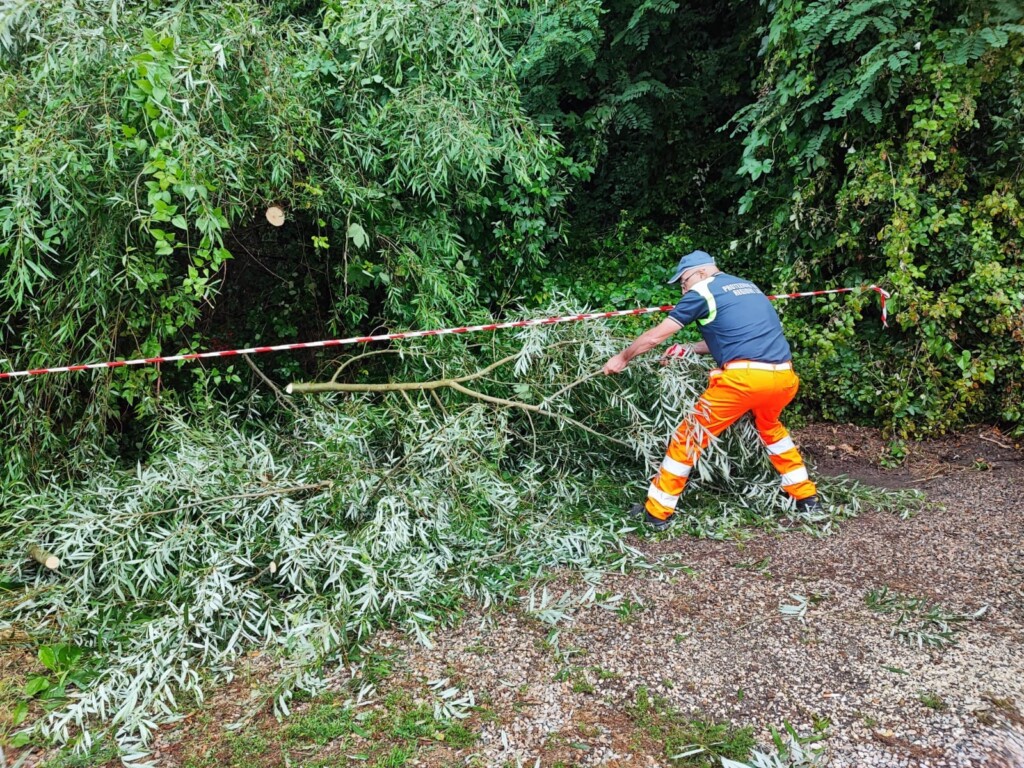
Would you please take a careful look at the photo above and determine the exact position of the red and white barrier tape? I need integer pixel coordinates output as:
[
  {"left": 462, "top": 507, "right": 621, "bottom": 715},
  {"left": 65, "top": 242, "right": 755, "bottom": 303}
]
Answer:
[
  {"left": 0, "top": 284, "right": 889, "bottom": 380},
  {"left": 768, "top": 284, "right": 890, "bottom": 326}
]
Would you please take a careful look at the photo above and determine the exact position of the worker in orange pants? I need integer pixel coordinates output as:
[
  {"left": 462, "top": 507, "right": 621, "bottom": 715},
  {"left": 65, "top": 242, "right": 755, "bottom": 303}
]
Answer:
[{"left": 603, "top": 250, "right": 822, "bottom": 530}]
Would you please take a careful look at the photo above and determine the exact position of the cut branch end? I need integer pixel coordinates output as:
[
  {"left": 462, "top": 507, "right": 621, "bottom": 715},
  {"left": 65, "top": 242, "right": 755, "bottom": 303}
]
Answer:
[
  {"left": 265, "top": 206, "right": 286, "bottom": 227},
  {"left": 28, "top": 544, "right": 60, "bottom": 571}
]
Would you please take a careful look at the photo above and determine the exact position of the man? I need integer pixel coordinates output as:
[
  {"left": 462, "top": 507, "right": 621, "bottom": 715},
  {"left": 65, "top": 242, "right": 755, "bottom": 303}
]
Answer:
[{"left": 603, "top": 250, "right": 823, "bottom": 530}]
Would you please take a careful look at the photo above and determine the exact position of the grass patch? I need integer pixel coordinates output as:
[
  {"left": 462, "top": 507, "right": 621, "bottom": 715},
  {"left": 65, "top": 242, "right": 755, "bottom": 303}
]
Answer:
[
  {"left": 554, "top": 666, "right": 597, "bottom": 695},
  {"left": 373, "top": 745, "right": 413, "bottom": 767},
  {"left": 918, "top": 691, "right": 948, "bottom": 711},
  {"left": 284, "top": 700, "right": 357, "bottom": 745},
  {"left": 628, "top": 686, "right": 755, "bottom": 766},
  {"left": 172, "top": 686, "right": 479, "bottom": 768},
  {"left": 373, "top": 690, "right": 479, "bottom": 749},
  {"left": 39, "top": 742, "right": 120, "bottom": 768},
  {"left": 593, "top": 666, "right": 621, "bottom": 681},
  {"left": 572, "top": 678, "right": 595, "bottom": 695},
  {"left": 438, "top": 721, "right": 477, "bottom": 748},
  {"left": 616, "top": 599, "right": 647, "bottom": 623},
  {"left": 0, "top": 673, "right": 20, "bottom": 737},
  {"left": 733, "top": 556, "right": 772, "bottom": 577},
  {"left": 225, "top": 729, "right": 270, "bottom": 764}
]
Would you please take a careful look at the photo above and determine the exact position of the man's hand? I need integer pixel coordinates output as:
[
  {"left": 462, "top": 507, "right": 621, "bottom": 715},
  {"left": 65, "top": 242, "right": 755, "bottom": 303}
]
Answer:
[
  {"left": 603, "top": 353, "right": 628, "bottom": 375},
  {"left": 660, "top": 343, "right": 691, "bottom": 365},
  {"left": 604, "top": 319, "right": 683, "bottom": 375}
]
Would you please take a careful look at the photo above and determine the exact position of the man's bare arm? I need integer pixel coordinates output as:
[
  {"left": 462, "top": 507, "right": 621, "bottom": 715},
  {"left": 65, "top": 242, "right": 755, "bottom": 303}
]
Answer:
[
  {"left": 603, "top": 319, "right": 682, "bottom": 374},
  {"left": 620, "top": 319, "right": 682, "bottom": 362}
]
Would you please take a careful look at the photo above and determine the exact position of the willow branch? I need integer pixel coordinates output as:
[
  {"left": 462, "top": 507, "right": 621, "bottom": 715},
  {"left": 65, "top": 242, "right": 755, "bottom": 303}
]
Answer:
[
  {"left": 103, "top": 481, "right": 337, "bottom": 522},
  {"left": 288, "top": 352, "right": 630, "bottom": 448},
  {"left": 447, "top": 382, "right": 630, "bottom": 448},
  {"left": 367, "top": 418, "right": 458, "bottom": 500},
  {"left": 156, "top": 481, "right": 334, "bottom": 516},
  {"left": 288, "top": 354, "right": 520, "bottom": 394},
  {"left": 317, "top": 340, "right": 581, "bottom": 390}
]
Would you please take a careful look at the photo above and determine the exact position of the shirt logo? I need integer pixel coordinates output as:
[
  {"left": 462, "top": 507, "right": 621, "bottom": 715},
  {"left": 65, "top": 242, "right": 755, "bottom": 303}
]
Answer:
[{"left": 719, "top": 281, "right": 761, "bottom": 297}]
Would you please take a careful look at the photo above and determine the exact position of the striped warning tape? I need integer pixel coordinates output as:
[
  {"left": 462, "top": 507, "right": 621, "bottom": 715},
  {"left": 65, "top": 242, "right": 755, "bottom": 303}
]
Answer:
[
  {"left": 0, "top": 284, "right": 889, "bottom": 380},
  {"left": 769, "top": 284, "right": 890, "bottom": 325}
]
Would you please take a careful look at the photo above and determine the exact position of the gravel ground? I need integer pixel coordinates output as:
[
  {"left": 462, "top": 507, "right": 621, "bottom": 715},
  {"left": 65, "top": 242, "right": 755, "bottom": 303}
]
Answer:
[{"left": 365, "top": 425, "right": 1024, "bottom": 768}]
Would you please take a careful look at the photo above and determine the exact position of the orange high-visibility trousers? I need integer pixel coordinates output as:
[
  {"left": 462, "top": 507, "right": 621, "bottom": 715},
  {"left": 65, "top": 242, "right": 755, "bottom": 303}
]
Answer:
[{"left": 645, "top": 362, "right": 817, "bottom": 520}]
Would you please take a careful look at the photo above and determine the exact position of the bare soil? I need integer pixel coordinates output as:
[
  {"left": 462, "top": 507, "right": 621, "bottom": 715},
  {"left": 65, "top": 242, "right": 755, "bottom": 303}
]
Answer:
[{"left": 3, "top": 424, "right": 1022, "bottom": 768}]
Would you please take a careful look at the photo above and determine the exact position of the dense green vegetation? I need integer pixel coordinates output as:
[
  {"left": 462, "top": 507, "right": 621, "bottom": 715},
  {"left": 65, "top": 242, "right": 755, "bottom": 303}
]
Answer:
[{"left": 0, "top": 0, "right": 1018, "bottom": 758}]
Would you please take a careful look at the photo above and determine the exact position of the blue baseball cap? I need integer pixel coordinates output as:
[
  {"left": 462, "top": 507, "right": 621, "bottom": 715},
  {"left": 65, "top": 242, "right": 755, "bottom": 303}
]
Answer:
[{"left": 668, "top": 250, "right": 715, "bottom": 284}]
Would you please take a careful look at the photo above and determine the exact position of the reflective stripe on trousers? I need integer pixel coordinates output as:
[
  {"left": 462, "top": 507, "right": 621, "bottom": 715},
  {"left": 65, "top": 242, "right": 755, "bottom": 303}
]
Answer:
[{"left": 646, "top": 364, "right": 817, "bottom": 520}]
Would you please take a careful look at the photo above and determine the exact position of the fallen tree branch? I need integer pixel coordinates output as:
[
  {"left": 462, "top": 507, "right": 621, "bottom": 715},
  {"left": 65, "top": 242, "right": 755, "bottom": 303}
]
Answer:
[
  {"left": 538, "top": 369, "right": 604, "bottom": 408},
  {"left": 288, "top": 353, "right": 520, "bottom": 395},
  {"left": 447, "top": 382, "right": 631, "bottom": 448},
  {"left": 978, "top": 433, "right": 1014, "bottom": 450},
  {"left": 51, "top": 481, "right": 338, "bottom": 527}
]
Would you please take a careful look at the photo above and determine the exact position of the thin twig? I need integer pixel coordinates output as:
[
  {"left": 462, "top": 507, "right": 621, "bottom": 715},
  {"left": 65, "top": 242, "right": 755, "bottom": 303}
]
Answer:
[
  {"left": 243, "top": 354, "right": 299, "bottom": 414},
  {"left": 447, "top": 382, "right": 630, "bottom": 448},
  {"left": 429, "top": 389, "right": 449, "bottom": 416},
  {"left": 978, "top": 433, "right": 1014, "bottom": 450},
  {"left": 288, "top": 354, "right": 521, "bottom": 394},
  {"left": 522, "top": 408, "right": 538, "bottom": 465},
  {"left": 330, "top": 349, "right": 410, "bottom": 383},
  {"left": 538, "top": 369, "right": 604, "bottom": 408},
  {"left": 399, "top": 389, "right": 416, "bottom": 411}
]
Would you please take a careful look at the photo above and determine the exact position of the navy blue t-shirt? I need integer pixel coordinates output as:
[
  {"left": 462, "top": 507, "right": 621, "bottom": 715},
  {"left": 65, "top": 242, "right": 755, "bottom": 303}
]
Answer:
[{"left": 667, "top": 273, "right": 791, "bottom": 366}]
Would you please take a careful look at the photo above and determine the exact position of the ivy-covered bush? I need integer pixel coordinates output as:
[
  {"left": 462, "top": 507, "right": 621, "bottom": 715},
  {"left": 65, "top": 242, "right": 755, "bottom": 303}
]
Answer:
[{"left": 727, "top": 0, "right": 1024, "bottom": 434}]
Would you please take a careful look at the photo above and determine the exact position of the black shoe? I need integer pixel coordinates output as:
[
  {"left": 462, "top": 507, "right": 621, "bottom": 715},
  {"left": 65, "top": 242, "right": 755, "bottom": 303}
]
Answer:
[
  {"left": 628, "top": 502, "right": 673, "bottom": 531},
  {"left": 795, "top": 495, "right": 825, "bottom": 515}
]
